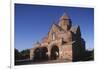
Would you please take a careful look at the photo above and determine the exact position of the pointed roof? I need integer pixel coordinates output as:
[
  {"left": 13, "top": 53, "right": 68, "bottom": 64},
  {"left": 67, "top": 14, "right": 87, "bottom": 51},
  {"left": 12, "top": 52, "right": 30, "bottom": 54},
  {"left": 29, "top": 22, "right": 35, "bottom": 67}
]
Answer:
[
  {"left": 52, "top": 23, "right": 63, "bottom": 31},
  {"left": 54, "top": 23, "right": 64, "bottom": 31},
  {"left": 47, "top": 23, "right": 65, "bottom": 35},
  {"left": 60, "top": 13, "right": 70, "bottom": 20}
]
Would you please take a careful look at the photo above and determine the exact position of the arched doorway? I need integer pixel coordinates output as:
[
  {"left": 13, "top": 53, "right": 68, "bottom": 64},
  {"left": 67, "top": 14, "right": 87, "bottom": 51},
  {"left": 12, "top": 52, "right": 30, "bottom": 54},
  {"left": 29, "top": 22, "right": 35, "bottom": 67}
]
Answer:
[
  {"left": 34, "top": 48, "right": 41, "bottom": 61},
  {"left": 41, "top": 47, "right": 48, "bottom": 60},
  {"left": 34, "top": 47, "right": 48, "bottom": 61},
  {"left": 50, "top": 45, "right": 59, "bottom": 60}
]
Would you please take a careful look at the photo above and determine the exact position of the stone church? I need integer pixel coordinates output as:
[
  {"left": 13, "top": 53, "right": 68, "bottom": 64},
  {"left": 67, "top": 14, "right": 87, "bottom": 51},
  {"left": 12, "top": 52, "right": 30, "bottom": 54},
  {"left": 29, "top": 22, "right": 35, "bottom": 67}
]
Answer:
[{"left": 30, "top": 13, "right": 85, "bottom": 62}]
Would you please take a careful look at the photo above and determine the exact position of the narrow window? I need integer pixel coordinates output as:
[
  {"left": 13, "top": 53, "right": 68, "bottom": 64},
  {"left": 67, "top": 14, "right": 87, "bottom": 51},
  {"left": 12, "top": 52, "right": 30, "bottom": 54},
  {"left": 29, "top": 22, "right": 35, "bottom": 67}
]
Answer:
[{"left": 52, "top": 32, "right": 56, "bottom": 40}]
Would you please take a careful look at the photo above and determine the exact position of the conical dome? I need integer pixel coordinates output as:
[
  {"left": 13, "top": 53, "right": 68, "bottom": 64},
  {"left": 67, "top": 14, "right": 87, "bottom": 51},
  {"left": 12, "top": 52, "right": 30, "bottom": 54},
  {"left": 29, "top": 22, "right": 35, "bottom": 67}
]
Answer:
[
  {"left": 59, "top": 13, "right": 72, "bottom": 31},
  {"left": 60, "top": 13, "right": 70, "bottom": 20}
]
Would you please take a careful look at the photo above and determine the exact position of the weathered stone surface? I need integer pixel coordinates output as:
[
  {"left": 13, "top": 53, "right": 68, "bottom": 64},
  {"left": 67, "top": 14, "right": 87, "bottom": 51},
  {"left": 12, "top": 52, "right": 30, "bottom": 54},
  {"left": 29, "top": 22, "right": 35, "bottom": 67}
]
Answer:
[{"left": 30, "top": 13, "right": 85, "bottom": 62}]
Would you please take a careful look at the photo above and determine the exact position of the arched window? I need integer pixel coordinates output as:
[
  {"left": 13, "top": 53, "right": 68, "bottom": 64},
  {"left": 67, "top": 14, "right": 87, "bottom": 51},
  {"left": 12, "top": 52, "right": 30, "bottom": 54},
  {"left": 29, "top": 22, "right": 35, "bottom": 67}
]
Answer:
[{"left": 52, "top": 32, "right": 56, "bottom": 40}]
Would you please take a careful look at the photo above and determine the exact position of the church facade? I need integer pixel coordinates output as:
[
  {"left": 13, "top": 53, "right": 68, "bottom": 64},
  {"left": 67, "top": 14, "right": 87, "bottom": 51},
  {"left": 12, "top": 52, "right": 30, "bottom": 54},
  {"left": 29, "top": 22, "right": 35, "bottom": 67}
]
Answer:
[{"left": 30, "top": 13, "right": 85, "bottom": 62}]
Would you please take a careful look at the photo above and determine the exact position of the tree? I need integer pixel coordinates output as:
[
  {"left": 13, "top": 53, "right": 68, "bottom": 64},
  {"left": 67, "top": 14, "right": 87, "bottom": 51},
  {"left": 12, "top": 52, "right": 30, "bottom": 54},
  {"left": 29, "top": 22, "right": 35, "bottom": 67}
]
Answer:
[
  {"left": 20, "top": 49, "right": 30, "bottom": 59},
  {"left": 15, "top": 48, "right": 21, "bottom": 60},
  {"left": 83, "top": 49, "right": 94, "bottom": 61}
]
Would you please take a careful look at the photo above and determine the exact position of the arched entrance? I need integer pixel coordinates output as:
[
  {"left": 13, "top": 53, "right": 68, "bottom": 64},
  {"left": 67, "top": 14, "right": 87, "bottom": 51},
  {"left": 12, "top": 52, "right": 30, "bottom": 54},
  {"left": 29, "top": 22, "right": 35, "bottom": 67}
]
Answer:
[
  {"left": 50, "top": 45, "right": 59, "bottom": 60},
  {"left": 34, "top": 47, "right": 48, "bottom": 61},
  {"left": 34, "top": 48, "right": 41, "bottom": 61},
  {"left": 41, "top": 47, "right": 48, "bottom": 60}
]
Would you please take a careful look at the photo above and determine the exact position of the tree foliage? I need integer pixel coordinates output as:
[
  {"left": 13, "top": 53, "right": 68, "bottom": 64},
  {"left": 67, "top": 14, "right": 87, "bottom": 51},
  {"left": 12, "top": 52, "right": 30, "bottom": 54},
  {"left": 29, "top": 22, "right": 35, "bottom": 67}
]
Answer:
[
  {"left": 15, "top": 48, "right": 30, "bottom": 60},
  {"left": 82, "top": 49, "right": 94, "bottom": 61}
]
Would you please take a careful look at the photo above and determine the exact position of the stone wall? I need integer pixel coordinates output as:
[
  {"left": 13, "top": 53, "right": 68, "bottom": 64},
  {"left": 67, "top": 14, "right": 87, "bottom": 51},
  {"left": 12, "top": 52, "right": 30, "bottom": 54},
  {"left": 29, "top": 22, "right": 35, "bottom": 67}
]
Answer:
[{"left": 30, "top": 13, "right": 85, "bottom": 62}]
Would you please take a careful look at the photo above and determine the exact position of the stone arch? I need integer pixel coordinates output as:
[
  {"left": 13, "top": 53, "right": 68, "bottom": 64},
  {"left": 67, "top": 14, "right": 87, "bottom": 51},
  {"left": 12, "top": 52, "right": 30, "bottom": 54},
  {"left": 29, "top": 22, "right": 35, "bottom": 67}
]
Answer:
[
  {"left": 41, "top": 47, "right": 48, "bottom": 60},
  {"left": 33, "top": 47, "right": 48, "bottom": 61},
  {"left": 50, "top": 45, "right": 59, "bottom": 60},
  {"left": 33, "top": 48, "right": 41, "bottom": 61}
]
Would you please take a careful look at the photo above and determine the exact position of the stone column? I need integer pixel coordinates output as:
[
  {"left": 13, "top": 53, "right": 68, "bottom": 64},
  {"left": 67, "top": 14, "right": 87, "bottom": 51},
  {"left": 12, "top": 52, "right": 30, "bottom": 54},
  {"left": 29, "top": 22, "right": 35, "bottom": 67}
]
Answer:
[
  {"left": 30, "top": 48, "right": 34, "bottom": 60},
  {"left": 57, "top": 39, "right": 62, "bottom": 60},
  {"left": 58, "top": 46, "right": 62, "bottom": 60},
  {"left": 47, "top": 46, "right": 51, "bottom": 60}
]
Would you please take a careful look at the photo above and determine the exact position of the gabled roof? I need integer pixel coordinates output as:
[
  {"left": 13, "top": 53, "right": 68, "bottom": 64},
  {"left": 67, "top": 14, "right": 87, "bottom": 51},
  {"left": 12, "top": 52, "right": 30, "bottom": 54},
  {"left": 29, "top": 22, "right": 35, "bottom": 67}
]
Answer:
[
  {"left": 47, "top": 23, "right": 65, "bottom": 35},
  {"left": 54, "top": 23, "right": 64, "bottom": 31}
]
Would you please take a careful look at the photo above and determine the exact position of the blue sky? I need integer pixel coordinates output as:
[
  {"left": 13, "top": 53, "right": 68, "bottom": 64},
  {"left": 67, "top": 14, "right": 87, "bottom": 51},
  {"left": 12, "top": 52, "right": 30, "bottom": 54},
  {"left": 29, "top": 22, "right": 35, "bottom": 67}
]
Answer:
[{"left": 15, "top": 4, "right": 94, "bottom": 51}]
